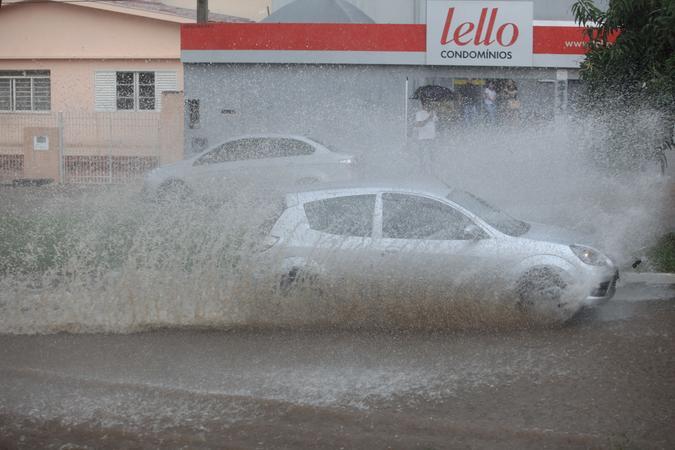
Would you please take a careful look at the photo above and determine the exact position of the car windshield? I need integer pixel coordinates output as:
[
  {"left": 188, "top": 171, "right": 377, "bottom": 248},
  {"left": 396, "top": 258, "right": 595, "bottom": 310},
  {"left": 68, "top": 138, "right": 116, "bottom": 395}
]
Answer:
[{"left": 447, "top": 190, "right": 530, "bottom": 237}]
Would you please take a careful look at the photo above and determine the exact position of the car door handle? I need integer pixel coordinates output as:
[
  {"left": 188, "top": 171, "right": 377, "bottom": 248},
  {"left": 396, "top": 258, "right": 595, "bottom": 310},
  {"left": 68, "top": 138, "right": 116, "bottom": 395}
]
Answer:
[{"left": 382, "top": 247, "right": 400, "bottom": 255}]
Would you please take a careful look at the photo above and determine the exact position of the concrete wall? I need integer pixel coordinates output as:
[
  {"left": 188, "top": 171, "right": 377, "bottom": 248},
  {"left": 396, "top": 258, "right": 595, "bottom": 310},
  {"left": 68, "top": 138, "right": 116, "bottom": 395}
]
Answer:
[
  {"left": 22, "top": 127, "right": 61, "bottom": 182},
  {"left": 0, "top": 97, "right": 184, "bottom": 182},
  {"left": 159, "top": 91, "right": 186, "bottom": 165},
  {"left": 184, "top": 63, "right": 562, "bottom": 158}
]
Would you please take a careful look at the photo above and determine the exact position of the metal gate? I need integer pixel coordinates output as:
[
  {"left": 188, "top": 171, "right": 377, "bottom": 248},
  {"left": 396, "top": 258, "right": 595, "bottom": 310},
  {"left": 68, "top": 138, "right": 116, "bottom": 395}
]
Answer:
[{"left": 0, "top": 111, "right": 163, "bottom": 184}]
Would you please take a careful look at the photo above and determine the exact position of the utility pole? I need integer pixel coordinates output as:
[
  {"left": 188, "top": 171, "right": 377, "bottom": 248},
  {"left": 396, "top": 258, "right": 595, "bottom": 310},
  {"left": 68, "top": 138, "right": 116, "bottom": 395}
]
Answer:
[{"left": 197, "top": 0, "right": 208, "bottom": 23}]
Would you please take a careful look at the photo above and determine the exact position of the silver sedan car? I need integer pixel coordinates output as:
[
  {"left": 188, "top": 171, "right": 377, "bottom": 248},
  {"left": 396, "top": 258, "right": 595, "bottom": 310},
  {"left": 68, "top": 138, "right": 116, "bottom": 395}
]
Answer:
[
  {"left": 144, "top": 135, "right": 355, "bottom": 198},
  {"left": 262, "top": 180, "right": 619, "bottom": 321}
]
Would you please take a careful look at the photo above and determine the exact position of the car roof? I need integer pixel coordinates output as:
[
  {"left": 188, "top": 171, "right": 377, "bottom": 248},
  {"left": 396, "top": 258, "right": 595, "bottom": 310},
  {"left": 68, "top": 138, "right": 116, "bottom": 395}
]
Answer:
[
  {"left": 222, "top": 134, "right": 316, "bottom": 143},
  {"left": 187, "top": 133, "right": 335, "bottom": 160},
  {"left": 190, "top": 134, "right": 329, "bottom": 159},
  {"left": 286, "top": 178, "right": 453, "bottom": 205}
]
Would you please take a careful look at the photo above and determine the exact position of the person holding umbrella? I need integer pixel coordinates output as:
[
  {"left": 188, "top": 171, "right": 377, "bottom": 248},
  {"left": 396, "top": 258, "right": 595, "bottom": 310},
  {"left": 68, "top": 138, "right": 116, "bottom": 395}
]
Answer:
[{"left": 414, "top": 97, "right": 438, "bottom": 141}]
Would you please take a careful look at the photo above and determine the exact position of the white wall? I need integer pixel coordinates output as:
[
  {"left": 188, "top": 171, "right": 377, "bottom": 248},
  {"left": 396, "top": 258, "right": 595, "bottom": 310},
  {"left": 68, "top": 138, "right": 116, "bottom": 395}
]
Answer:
[{"left": 183, "top": 63, "right": 561, "bottom": 158}]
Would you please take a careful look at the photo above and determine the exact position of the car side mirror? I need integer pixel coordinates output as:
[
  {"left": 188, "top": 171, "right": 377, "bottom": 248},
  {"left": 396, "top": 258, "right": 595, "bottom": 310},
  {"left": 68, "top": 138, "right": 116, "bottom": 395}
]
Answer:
[{"left": 463, "top": 224, "right": 484, "bottom": 240}]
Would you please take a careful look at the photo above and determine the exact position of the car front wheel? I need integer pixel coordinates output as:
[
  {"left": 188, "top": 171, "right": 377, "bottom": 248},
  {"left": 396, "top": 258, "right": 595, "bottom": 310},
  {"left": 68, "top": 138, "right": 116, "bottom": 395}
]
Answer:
[{"left": 516, "top": 267, "right": 568, "bottom": 314}]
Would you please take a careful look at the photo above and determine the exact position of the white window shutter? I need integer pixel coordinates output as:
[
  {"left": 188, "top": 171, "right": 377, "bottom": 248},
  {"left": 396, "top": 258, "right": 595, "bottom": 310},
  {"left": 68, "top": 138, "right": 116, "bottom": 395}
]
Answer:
[
  {"left": 94, "top": 71, "right": 116, "bottom": 111},
  {"left": 155, "top": 71, "right": 178, "bottom": 110}
]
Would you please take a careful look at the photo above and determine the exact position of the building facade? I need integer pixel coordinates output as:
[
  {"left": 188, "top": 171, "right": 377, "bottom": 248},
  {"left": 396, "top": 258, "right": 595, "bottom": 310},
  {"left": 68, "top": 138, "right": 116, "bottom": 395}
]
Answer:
[
  {"left": 0, "top": 1, "right": 189, "bottom": 113},
  {"left": 0, "top": 0, "right": 245, "bottom": 183},
  {"left": 181, "top": 1, "right": 599, "bottom": 158}
]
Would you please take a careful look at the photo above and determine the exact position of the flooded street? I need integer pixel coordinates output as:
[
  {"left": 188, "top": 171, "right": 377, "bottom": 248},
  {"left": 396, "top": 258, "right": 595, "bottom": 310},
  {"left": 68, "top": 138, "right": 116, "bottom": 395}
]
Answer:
[
  {"left": 1, "top": 126, "right": 673, "bottom": 449},
  {"left": 1, "top": 291, "right": 673, "bottom": 449}
]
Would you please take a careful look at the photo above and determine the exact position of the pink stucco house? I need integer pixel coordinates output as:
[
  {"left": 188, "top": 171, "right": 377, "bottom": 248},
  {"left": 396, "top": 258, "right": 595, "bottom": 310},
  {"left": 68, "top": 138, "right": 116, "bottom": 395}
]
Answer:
[{"left": 0, "top": 0, "right": 246, "bottom": 183}]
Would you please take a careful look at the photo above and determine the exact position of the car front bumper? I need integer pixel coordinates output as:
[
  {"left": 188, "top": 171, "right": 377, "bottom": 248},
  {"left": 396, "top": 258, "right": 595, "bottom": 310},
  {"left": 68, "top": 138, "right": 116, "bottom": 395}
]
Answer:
[{"left": 583, "top": 270, "right": 619, "bottom": 306}]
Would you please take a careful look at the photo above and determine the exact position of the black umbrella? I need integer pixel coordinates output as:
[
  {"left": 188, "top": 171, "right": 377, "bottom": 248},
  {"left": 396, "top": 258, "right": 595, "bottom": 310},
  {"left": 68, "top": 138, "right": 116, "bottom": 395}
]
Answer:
[{"left": 412, "top": 85, "right": 456, "bottom": 102}]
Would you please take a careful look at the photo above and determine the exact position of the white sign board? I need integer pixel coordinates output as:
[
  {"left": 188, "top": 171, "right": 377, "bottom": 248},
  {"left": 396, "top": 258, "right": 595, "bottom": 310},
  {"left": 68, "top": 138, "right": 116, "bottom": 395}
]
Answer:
[
  {"left": 426, "top": 1, "right": 533, "bottom": 67},
  {"left": 33, "top": 135, "right": 49, "bottom": 151}
]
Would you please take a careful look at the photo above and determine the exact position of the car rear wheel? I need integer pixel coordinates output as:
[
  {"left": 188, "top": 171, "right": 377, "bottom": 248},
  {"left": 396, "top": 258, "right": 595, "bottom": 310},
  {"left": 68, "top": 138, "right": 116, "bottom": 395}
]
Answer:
[{"left": 516, "top": 267, "right": 567, "bottom": 312}]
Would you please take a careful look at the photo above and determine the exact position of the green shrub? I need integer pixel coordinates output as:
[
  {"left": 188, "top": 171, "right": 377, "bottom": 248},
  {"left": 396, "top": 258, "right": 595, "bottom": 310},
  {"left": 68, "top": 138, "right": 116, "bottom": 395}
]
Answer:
[
  {"left": 0, "top": 201, "right": 254, "bottom": 277},
  {"left": 647, "top": 232, "right": 675, "bottom": 273},
  {"left": 0, "top": 212, "right": 141, "bottom": 276},
  {"left": 0, "top": 215, "right": 76, "bottom": 275}
]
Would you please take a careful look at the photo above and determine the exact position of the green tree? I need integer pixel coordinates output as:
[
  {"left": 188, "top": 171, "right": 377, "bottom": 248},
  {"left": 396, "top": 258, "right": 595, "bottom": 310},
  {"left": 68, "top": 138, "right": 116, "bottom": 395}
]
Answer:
[
  {"left": 572, "top": 0, "right": 675, "bottom": 109},
  {"left": 572, "top": 0, "right": 674, "bottom": 173}
]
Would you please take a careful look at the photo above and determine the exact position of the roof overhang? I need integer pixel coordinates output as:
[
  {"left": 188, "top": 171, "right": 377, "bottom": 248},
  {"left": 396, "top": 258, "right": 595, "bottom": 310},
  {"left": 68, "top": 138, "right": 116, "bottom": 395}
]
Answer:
[{"left": 2, "top": 0, "right": 193, "bottom": 24}]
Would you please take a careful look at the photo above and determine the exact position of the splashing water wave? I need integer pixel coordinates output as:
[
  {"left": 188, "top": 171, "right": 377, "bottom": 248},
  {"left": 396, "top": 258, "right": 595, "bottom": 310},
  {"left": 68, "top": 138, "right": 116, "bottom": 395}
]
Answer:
[{"left": 1, "top": 117, "right": 671, "bottom": 335}]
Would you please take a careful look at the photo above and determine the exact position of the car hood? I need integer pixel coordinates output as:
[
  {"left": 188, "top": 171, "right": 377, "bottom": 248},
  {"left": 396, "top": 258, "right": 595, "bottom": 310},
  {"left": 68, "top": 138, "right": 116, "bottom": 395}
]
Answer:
[
  {"left": 521, "top": 222, "right": 597, "bottom": 247},
  {"left": 152, "top": 158, "right": 194, "bottom": 176}
]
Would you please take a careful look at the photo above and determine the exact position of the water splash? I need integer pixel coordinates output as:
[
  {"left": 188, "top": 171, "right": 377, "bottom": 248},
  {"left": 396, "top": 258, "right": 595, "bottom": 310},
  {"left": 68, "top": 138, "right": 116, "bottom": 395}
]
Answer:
[{"left": 0, "top": 110, "right": 670, "bottom": 334}]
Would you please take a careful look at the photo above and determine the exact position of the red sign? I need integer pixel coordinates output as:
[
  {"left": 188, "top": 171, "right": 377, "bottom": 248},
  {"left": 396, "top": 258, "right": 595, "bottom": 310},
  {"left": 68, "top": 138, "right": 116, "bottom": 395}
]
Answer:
[
  {"left": 441, "top": 7, "right": 520, "bottom": 47},
  {"left": 533, "top": 25, "right": 617, "bottom": 55},
  {"left": 181, "top": 23, "right": 426, "bottom": 52}
]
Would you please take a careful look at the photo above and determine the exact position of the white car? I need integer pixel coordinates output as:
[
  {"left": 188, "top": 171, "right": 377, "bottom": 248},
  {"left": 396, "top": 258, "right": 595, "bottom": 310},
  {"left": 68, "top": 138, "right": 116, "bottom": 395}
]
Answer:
[
  {"left": 144, "top": 135, "right": 355, "bottom": 198},
  {"left": 261, "top": 180, "right": 619, "bottom": 321}
]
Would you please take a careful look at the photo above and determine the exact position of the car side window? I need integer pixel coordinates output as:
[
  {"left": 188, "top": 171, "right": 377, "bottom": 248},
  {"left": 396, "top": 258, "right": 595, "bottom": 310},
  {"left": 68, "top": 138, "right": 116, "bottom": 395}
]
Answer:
[
  {"left": 194, "top": 138, "right": 267, "bottom": 165},
  {"left": 225, "top": 138, "right": 269, "bottom": 160},
  {"left": 266, "top": 138, "right": 315, "bottom": 158},
  {"left": 382, "top": 193, "right": 481, "bottom": 240},
  {"left": 304, "top": 195, "right": 376, "bottom": 238}
]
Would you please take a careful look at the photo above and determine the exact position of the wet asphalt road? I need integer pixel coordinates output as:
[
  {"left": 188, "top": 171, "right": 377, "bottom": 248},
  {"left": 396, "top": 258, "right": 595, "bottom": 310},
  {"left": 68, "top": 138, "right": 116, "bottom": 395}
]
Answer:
[{"left": 0, "top": 287, "right": 674, "bottom": 450}]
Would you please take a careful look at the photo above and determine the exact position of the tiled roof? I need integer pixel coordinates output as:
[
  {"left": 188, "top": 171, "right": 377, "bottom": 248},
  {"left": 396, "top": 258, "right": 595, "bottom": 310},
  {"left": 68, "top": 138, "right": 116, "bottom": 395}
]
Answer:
[
  {"left": 100, "top": 0, "right": 251, "bottom": 22},
  {"left": 1, "top": 0, "right": 251, "bottom": 23}
]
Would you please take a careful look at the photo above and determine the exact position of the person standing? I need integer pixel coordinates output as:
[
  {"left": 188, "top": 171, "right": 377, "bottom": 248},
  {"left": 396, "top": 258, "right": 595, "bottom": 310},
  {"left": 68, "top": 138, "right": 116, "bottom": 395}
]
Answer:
[
  {"left": 459, "top": 79, "right": 480, "bottom": 125},
  {"left": 483, "top": 82, "right": 497, "bottom": 122},
  {"left": 503, "top": 80, "right": 521, "bottom": 124},
  {"left": 413, "top": 98, "right": 438, "bottom": 173}
]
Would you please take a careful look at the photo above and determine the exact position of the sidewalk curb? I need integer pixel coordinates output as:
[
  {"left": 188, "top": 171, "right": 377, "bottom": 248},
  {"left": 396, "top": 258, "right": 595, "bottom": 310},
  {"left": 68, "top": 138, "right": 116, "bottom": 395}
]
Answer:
[{"left": 621, "top": 272, "right": 675, "bottom": 286}]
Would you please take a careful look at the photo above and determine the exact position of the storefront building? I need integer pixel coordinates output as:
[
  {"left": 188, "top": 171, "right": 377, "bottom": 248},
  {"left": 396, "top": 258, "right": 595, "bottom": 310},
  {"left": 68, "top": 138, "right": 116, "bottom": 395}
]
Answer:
[{"left": 180, "top": 1, "right": 599, "bottom": 156}]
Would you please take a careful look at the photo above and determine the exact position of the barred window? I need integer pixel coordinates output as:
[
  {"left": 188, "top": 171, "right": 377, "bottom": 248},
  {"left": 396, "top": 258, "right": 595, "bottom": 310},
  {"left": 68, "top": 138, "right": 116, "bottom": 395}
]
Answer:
[
  {"left": 116, "top": 71, "right": 155, "bottom": 111},
  {"left": 0, "top": 70, "right": 51, "bottom": 112}
]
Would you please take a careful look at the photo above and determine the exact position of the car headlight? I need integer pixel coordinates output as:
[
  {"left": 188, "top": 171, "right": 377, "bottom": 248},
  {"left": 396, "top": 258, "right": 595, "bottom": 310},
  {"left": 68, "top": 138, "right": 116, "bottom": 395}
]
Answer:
[{"left": 570, "top": 244, "right": 608, "bottom": 266}]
